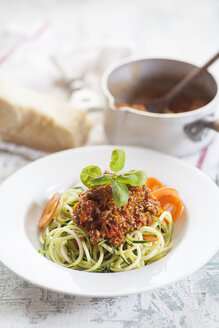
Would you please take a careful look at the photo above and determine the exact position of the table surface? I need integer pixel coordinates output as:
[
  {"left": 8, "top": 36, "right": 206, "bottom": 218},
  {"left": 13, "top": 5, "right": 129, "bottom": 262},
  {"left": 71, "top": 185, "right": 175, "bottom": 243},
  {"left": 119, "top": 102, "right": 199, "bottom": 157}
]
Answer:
[{"left": 0, "top": 0, "right": 219, "bottom": 327}]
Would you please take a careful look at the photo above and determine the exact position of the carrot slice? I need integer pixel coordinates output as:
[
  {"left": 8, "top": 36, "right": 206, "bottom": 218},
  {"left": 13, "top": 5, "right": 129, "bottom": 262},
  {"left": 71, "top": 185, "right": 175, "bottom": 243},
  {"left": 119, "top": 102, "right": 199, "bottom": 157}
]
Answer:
[
  {"left": 143, "top": 235, "right": 158, "bottom": 242},
  {"left": 146, "top": 177, "right": 163, "bottom": 192},
  {"left": 80, "top": 213, "right": 86, "bottom": 225},
  {"left": 152, "top": 187, "right": 183, "bottom": 222},
  {"left": 38, "top": 192, "right": 61, "bottom": 228},
  {"left": 152, "top": 187, "right": 179, "bottom": 198}
]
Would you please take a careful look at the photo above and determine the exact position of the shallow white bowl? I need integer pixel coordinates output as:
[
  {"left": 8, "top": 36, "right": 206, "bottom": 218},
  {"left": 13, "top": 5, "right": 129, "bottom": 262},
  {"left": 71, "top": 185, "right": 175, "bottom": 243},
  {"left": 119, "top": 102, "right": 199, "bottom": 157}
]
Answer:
[{"left": 0, "top": 145, "right": 219, "bottom": 297}]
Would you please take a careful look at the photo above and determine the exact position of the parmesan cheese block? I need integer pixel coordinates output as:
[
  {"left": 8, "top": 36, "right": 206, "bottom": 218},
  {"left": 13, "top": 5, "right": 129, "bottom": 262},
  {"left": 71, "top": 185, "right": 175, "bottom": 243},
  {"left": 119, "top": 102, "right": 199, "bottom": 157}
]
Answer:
[{"left": 0, "top": 78, "right": 91, "bottom": 152}]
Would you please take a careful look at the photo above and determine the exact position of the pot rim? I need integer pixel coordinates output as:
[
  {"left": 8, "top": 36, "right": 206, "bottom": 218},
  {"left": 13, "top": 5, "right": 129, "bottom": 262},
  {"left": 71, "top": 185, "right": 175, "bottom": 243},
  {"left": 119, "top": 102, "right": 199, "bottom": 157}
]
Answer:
[{"left": 101, "top": 56, "right": 219, "bottom": 119}]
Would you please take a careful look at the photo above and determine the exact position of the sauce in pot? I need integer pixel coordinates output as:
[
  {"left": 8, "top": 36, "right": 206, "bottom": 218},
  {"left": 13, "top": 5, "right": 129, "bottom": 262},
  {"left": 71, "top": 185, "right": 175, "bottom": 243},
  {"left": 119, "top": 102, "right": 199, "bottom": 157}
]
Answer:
[{"left": 116, "top": 76, "right": 212, "bottom": 114}]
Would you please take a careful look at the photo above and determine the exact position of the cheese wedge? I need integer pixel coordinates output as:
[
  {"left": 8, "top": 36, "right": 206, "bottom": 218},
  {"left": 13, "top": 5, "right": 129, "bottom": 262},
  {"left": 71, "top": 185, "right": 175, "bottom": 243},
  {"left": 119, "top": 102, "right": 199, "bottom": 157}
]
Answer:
[{"left": 0, "top": 78, "right": 91, "bottom": 152}]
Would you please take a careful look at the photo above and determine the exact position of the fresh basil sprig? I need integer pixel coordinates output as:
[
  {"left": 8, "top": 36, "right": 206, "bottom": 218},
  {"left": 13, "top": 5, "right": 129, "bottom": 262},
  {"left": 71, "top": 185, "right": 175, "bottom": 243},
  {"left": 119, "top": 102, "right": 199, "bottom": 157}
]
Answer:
[
  {"left": 92, "top": 174, "right": 114, "bottom": 186},
  {"left": 111, "top": 181, "right": 129, "bottom": 207},
  {"left": 80, "top": 165, "right": 102, "bottom": 188},
  {"left": 80, "top": 148, "right": 147, "bottom": 207},
  {"left": 110, "top": 148, "right": 125, "bottom": 172}
]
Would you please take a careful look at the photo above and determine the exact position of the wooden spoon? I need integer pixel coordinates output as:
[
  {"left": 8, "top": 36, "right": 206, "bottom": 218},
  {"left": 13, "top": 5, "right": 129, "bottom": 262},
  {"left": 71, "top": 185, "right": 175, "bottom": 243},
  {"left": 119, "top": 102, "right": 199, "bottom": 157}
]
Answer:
[{"left": 145, "top": 52, "right": 219, "bottom": 113}]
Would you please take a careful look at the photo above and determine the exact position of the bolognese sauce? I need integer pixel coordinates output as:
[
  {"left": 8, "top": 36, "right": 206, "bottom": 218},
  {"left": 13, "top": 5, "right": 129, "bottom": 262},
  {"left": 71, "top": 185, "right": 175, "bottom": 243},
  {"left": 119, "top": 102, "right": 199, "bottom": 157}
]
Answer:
[{"left": 73, "top": 183, "right": 161, "bottom": 247}]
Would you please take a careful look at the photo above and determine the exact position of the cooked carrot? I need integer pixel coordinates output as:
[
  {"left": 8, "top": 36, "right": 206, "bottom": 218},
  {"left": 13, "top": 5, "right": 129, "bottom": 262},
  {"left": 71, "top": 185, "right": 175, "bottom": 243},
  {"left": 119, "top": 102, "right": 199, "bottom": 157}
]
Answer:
[
  {"left": 146, "top": 177, "right": 163, "bottom": 192},
  {"left": 152, "top": 187, "right": 183, "bottom": 222},
  {"left": 159, "top": 195, "right": 183, "bottom": 222},
  {"left": 38, "top": 192, "right": 61, "bottom": 228},
  {"left": 152, "top": 187, "right": 179, "bottom": 198},
  {"left": 80, "top": 213, "right": 86, "bottom": 225},
  {"left": 143, "top": 235, "right": 158, "bottom": 242},
  {"left": 73, "top": 203, "right": 79, "bottom": 210}
]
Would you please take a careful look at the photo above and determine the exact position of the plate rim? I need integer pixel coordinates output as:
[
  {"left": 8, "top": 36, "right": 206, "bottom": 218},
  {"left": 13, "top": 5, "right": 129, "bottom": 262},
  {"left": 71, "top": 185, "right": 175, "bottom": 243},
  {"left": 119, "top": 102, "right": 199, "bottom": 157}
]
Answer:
[{"left": 0, "top": 144, "right": 219, "bottom": 297}]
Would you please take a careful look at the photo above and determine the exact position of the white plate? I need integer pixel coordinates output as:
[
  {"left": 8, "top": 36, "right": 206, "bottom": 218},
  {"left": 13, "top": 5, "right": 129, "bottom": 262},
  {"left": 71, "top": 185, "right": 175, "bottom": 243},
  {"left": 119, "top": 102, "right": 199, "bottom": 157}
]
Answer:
[{"left": 0, "top": 145, "right": 219, "bottom": 297}]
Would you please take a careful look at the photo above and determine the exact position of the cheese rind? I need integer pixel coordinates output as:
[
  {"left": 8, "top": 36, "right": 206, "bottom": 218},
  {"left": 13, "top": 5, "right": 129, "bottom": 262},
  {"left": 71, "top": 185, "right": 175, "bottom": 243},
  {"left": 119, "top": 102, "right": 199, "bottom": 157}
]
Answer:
[{"left": 0, "top": 79, "right": 91, "bottom": 152}]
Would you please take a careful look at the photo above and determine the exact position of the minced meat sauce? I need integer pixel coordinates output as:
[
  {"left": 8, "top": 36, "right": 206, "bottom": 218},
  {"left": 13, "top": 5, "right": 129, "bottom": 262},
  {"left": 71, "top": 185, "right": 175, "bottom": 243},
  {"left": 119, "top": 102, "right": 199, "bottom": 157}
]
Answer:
[
  {"left": 115, "top": 76, "right": 211, "bottom": 114},
  {"left": 73, "top": 183, "right": 161, "bottom": 247}
]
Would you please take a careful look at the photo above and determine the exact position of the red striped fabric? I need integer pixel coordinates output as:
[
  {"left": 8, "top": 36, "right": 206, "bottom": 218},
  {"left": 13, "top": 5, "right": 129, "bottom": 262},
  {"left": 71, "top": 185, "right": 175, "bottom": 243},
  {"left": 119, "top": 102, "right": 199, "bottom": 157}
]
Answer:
[
  {"left": 196, "top": 146, "right": 209, "bottom": 169},
  {"left": 0, "top": 22, "right": 50, "bottom": 65}
]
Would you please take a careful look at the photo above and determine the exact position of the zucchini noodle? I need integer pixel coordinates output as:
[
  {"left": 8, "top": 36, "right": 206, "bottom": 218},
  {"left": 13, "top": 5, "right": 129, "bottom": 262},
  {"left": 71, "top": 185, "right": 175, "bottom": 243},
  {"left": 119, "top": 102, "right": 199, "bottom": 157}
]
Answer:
[{"left": 39, "top": 188, "right": 173, "bottom": 272}]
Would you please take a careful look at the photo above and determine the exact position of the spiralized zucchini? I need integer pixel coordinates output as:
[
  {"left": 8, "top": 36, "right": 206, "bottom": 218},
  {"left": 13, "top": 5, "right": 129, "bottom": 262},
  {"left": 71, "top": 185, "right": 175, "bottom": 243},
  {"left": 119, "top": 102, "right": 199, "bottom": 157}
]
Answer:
[{"left": 39, "top": 188, "right": 173, "bottom": 272}]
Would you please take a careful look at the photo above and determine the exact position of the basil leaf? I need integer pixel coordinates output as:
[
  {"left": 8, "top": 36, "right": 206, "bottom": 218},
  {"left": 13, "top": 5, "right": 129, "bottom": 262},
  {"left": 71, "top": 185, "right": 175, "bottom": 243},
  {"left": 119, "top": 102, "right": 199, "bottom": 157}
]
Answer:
[
  {"left": 116, "top": 173, "right": 139, "bottom": 185},
  {"left": 111, "top": 181, "right": 129, "bottom": 207},
  {"left": 80, "top": 165, "right": 102, "bottom": 188},
  {"left": 110, "top": 148, "right": 125, "bottom": 172},
  {"left": 92, "top": 174, "right": 114, "bottom": 186},
  {"left": 127, "top": 170, "right": 147, "bottom": 186},
  {"left": 116, "top": 170, "right": 147, "bottom": 186}
]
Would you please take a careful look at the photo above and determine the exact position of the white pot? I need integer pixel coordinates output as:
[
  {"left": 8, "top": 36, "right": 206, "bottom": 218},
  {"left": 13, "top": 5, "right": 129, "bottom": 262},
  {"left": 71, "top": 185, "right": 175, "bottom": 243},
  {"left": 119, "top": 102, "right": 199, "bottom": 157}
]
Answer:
[{"left": 102, "top": 58, "right": 218, "bottom": 156}]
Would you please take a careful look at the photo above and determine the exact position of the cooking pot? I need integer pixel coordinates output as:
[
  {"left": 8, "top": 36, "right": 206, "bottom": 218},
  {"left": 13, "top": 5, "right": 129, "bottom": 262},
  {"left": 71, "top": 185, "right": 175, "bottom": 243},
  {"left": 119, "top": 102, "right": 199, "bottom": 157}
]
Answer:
[{"left": 102, "top": 58, "right": 218, "bottom": 156}]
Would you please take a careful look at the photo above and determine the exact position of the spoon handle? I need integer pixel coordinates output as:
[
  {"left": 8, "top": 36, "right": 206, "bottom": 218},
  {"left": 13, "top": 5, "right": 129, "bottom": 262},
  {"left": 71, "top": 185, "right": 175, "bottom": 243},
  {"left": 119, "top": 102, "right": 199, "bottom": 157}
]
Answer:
[{"left": 165, "top": 52, "right": 219, "bottom": 104}]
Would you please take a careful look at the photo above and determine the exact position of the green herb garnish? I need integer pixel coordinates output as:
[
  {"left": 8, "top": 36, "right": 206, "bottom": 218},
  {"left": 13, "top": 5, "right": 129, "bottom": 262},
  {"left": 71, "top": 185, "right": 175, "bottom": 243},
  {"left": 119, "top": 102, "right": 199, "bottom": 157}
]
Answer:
[
  {"left": 110, "top": 148, "right": 125, "bottom": 172},
  {"left": 111, "top": 181, "right": 129, "bottom": 207},
  {"left": 80, "top": 165, "right": 102, "bottom": 188},
  {"left": 80, "top": 148, "right": 147, "bottom": 207}
]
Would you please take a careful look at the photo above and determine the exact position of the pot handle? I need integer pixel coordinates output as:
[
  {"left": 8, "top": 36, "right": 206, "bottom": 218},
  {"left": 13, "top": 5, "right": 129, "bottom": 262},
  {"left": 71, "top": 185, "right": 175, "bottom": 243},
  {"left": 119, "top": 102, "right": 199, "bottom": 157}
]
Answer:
[
  {"left": 184, "top": 118, "right": 219, "bottom": 141},
  {"left": 204, "top": 119, "right": 219, "bottom": 132}
]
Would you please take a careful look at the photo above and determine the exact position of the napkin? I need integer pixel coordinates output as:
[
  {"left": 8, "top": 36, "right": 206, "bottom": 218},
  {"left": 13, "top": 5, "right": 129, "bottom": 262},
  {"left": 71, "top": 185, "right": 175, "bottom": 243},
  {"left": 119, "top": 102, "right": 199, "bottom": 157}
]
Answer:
[
  {"left": 0, "top": 22, "right": 131, "bottom": 159},
  {"left": 0, "top": 22, "right": 219, "bottom": 181}
]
